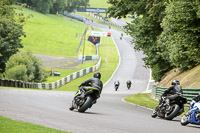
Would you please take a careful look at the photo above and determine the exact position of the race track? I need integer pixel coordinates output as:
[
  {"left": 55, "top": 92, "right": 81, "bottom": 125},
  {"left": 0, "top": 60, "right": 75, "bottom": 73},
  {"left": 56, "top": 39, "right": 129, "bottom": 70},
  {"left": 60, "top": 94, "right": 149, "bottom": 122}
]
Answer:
[{"left": 0, "top": 20, "right": 199, "bottom": 133}]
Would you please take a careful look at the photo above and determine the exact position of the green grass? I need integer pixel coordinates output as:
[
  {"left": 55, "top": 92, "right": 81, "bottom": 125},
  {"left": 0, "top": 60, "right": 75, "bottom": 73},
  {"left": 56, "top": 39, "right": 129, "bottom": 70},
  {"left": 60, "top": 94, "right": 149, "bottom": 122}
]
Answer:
[
  {"left": 44, "top": 61, "right": 97, "bottom": 83},
  {"left": 124, "top": 93, "right": 159, "bottom": 109},
  {"left": 43, "top": 68, "right": 76, "bottom": 83},
  {"left": 17, "top": 7, "right": 87, "bottom": 57},
  {"left": 78, "top": 26, "right": 97, "bottom": 56},
  {"left": 124, "top": 93, "right": 189, "bottom": 117},
  {"left": 0, "top": 116, "right": 69, "bottom": 133},
  {"left": 57, "top": 36, "right": 119, "bottom": 91},
  {"left": 89, "top": 0, "right": 111, "bottom": 8},
  {"left": 96, "top": 21, "right": 123, "bottom": 31}
]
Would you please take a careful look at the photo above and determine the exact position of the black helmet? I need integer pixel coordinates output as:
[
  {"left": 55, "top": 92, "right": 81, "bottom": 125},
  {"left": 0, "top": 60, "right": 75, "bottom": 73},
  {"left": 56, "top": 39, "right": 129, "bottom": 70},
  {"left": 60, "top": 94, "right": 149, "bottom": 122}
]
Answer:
[
  {"left": 172, "top": 80, "right": 180, "bottom": 85},
  {"left": 94, "top": 72, "right": 101, "bottom": 79}
]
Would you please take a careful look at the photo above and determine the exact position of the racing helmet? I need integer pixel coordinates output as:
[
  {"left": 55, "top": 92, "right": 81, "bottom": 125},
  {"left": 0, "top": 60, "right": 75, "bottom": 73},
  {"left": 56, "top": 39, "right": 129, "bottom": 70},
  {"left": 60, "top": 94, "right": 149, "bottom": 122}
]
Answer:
[
  {"left": 171, "top": 80, "right": 180, "bottom": 85},
  {"left": 94, "top": 72, "right": 101, "bottom": 79}
]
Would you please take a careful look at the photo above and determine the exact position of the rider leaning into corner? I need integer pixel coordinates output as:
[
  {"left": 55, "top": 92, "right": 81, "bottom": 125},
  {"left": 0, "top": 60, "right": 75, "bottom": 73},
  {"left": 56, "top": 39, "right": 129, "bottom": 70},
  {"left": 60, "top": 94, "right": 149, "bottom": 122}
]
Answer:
[
  {"left": 69, "top": 72, "right": 103, "bottom": 110},
  {"left": 155, "top": 80, "right": 184, "bottom": 112}
]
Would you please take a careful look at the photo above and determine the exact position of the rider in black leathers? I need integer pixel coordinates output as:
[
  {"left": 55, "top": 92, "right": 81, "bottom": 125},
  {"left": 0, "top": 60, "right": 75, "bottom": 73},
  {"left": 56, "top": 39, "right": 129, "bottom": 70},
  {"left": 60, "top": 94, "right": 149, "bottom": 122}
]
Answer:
[
  {"left": 126, "top": 80, "right": 132, "bottom": 89},
  {"left": 69, "top": 72, "right": 103, "bottom": 111},
  {"left": 161, "top": 80, "right": 183, "bottom": 101},
  {"left": 79, "top": 72, "right": 103, "bottom": 93},
  {"left": 192, "top": 93, "right": 200, "bottom": 102},
  {"left": 155, "top": 80, "right": 183, "bottom": 112}
]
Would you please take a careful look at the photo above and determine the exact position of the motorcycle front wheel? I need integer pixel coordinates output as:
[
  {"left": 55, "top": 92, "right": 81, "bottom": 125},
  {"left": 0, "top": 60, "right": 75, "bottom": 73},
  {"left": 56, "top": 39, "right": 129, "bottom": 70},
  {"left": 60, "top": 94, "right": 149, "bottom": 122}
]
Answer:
[
  {"left": 151, "top": 109, "right": 157, "bottom": 118},
  {"left": 165, "top": 104, "right": 180, "bottom": 120},
  {"left": 78, "top": 96, "right": 93, "bottom": 113},
  {"left": 115, "top": 86, "right": 118, "bottom": 91},
  {"left": 181, "top": 113, "right": 189, "bottom": 126}
]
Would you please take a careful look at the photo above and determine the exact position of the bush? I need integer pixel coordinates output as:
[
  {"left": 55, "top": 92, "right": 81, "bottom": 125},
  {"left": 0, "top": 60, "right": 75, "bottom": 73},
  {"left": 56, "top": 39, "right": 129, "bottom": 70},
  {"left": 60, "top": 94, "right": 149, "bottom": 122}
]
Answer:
[
  {"left": 5, "top": 51, "right": 47, "bottom": 82},
  {"left": 5, "top": 65, "right": 28, "bottom": 81}
]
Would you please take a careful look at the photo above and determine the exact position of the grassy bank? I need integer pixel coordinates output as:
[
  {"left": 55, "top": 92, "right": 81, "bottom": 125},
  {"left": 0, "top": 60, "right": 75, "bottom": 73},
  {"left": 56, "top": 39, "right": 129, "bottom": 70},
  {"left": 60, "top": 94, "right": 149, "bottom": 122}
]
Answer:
[
  {"left": 124, "top": 93, "right": 158, "bottom": 109},
  {"left": 158, "top": 66, "right": 200, "bottom": 88},
  {"left": 17, "top": 7, "right": 87, "bottom": 57},
  {"left": 89, "top": 0, "right": 111, "bottom": 8},
  {"left": 0, "top": 116, "right": 68, "bottom": 133},
  {"left": 57, "top": 36, "right": 119, "bottom": 91},
  {"left": 124, "top": 93, "right": 189, "bottom": 116}
]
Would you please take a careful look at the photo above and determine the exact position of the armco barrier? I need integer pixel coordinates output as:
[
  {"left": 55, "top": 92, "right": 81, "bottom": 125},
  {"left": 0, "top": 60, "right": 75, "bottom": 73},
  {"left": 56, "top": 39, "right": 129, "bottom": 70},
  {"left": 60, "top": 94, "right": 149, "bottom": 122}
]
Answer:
[
  {"left": 152, "top": 86, "right": 200, "bottom": 105},
  {"left": 0, "top": 57, "right": 101, "bottom": 89}
]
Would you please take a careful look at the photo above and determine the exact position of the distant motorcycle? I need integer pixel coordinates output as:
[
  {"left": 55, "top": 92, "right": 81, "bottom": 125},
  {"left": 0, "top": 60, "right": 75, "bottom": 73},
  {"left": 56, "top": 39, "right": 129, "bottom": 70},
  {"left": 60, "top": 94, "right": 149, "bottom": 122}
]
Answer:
[
  {"left": 127, "top": 84, "right": 131, "bottom": 89},
  {"left": 69, "top": 86, "right": 101, "bottom": 113},
  {"left": 151, "top": 95, "right": 187, "bottom": 120},
  {"left": 115, "top": 84, "right": 119, "bottom": 91},
  {"left": 181, "top": 100, "right": 200, "bottom": 126}
]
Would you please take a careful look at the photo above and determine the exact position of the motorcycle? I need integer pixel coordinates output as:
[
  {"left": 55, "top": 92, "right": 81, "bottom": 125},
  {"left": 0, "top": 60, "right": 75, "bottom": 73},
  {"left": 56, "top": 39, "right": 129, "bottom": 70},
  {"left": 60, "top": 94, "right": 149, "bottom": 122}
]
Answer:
[
  {"left": 151, "top": 95, "right": 187, "bottom": 120},
  {"left": 127, "top": 84, "right": 131, "bottom": 89},
  {"left": 181, "top": 100, "right": 200, "bottom": 126},
  {"left": 115, "top": 84, "right": 119, "bottom": 91},
  {"left": 69, "top": 86, "right": 101, "bottom": 113}
]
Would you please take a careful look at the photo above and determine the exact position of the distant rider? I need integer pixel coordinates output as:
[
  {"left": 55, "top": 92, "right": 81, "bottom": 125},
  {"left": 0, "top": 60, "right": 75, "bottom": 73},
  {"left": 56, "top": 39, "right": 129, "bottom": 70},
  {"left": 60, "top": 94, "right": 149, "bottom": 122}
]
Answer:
[
  {"left": 114, "top": 80, "right": 120, "bottom": 91},
  {"left": 126, "top": 80, "right": 132, "bottom": 89}
]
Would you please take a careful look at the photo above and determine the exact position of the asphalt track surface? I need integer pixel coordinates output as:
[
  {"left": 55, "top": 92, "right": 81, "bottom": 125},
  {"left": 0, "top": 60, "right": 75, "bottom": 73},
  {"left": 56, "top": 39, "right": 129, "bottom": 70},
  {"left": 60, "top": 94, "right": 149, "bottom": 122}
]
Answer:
[{"left": 0, "top": 20, "right": 199, "bottom": 133}]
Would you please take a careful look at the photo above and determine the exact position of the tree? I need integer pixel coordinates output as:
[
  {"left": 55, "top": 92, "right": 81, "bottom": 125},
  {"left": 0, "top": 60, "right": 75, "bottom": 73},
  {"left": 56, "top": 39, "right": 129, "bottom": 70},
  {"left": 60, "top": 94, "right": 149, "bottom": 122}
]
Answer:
[
  {"left": 50, "top": 0, "right": 66, "bottom": 14},
  {"left": 65, "top": 0, "right": 89, "bottom": 13},
  {"left": 0, "top": 0, "right": 25, "bottom": 73},
  {"left": 5, "top": 51, "right": 47, "bottom": 82},
  {"left": 108, "top": 0, "right": 173, "bottom": 81},
  {"left": 158, "top": 0, "right": 200, "bottom": 71}
]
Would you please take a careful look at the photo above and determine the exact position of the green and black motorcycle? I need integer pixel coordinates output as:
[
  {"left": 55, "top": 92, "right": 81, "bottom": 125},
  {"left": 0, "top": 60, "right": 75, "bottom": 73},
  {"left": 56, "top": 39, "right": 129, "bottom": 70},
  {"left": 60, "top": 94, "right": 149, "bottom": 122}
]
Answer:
[{"left": 69, "top": 86, "right": 101, "bottom": 113}]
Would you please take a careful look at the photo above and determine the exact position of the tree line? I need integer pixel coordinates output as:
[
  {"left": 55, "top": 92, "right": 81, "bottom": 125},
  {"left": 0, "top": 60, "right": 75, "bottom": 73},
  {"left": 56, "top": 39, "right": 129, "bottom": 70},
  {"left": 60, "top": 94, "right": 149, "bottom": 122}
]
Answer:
[
  {"left": 0, "top": 0, "right": 47, "bottom": 82},
  {"left": 107, "top": 0, "right": 200, "bottom": 82},
  {"left": 16, "top": 0, "right": 90, "bottom": 14}
]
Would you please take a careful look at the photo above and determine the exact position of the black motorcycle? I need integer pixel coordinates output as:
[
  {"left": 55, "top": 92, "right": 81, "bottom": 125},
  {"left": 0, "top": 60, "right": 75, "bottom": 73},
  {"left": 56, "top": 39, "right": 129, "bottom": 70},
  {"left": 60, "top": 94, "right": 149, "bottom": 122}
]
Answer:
[
  {"left": 69, "top": 86, "right": 101, "bottom": 113},
  {"left": 115, "top": 84, "right": 119, "bottom": 91},
  {"left": 127, "top": 84, "right": 131, "bottom": 89},
  {"left": 151, "top": 95, "right": 187, "bottom": 120}
]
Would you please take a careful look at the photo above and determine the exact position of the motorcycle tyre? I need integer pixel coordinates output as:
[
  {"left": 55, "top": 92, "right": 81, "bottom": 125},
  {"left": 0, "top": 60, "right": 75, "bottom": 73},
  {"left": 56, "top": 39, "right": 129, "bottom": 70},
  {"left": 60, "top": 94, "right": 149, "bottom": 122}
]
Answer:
[
  {"left": 181, "top": 114, "right": 189, "bottom": 126},
  {"left": 165, "top": 104, "right": 180, "bottom": 120},
  {"left": 151, "top": 110, "right": 157, "bottom": 118},
  {"left": 78, "top": 96, "right": 93, "bottom": 113},
  {"left": 115, "top": 86, "right": 118, "bottom": 91}
]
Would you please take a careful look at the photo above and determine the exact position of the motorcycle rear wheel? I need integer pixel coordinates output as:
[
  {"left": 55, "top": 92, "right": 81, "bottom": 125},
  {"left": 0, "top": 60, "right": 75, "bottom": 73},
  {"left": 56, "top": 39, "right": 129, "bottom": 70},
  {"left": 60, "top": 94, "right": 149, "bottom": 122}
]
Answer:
[
  {"left": 165, "top": 104, "right": 180, "bottom": 120},
  {"left": 181, "top": 114, "right": 189, "bottom": 126},
  {"left": 78, "top": 96, "right": 93, "bottom": 113}
]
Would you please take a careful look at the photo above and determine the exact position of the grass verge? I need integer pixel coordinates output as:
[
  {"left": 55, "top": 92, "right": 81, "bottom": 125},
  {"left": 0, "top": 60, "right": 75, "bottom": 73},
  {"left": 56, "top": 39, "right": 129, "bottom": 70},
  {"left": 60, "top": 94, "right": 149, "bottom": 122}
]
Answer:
[
  {"left": 56, "top": 36, "right": 119, "bottom": 91},
  {"left": 124, "top": 93, "right": 189, "bottom": 117},
  {"left": 0, "top": 116, "right": 69, "bottom": 133},
  {"left": 16, "top": 7, "right": 87, "bottom": 57}
]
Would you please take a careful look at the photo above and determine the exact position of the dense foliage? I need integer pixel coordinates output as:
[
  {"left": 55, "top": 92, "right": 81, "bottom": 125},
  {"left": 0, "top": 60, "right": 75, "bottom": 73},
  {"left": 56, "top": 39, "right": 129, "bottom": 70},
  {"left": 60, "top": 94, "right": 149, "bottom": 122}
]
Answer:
[
  {"left": 107, "top": 0, "right": 200, "bottom": 81},
  {"left": 16, "top": 0, "right": 90, "bottom": 14},
  {"left": 5, "top": 51, "right": 47, "bottom": 82},
  {"left": 0, "top": 0, "right": 25, "bottom": 73}
]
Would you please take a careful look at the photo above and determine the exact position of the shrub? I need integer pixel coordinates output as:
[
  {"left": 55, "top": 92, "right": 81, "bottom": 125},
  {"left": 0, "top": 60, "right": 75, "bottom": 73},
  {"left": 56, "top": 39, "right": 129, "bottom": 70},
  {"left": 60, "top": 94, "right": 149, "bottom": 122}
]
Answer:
[
  {"left": 5, "top": 51, "right": 47, "bottom": 82},
  {"left": 5, "top": 65, "right": 28, "bottom": 81}
]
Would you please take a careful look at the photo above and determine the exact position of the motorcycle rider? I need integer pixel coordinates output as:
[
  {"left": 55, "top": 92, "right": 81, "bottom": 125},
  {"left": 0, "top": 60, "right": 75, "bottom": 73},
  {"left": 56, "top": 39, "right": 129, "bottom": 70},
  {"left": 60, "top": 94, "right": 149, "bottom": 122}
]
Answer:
[
  {"left": 161, "top": 80, "right": 183, "bottom": 103},
  {"left": 114, "top": 80, "right": 120, "bottom": 91},
  {"left": 69, "top": 72, "right": 103, "bottom": 110},
  {"left": 126, "top": 80, "right": 132, "bottom": 89},
  {"left": 192, "top": 93, "right": 200, "bottom": 102},
  {"left": 153, "top": 80, "right": 184, "bottom": 115}
]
